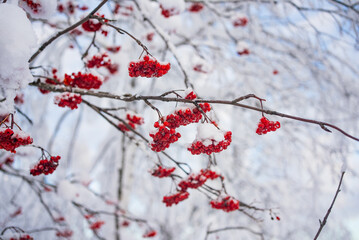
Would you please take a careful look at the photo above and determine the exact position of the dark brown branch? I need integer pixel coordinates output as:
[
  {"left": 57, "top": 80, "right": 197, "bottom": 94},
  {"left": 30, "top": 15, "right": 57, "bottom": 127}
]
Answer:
[
  {"left": 313, "top": 171, "right": 345, "bottom": 240},
  {"left": 29, "top": 81, "right": 359, "bottom": 142},
  {"left": 28, "top": 0, "right": 109, "bottom": 63}
]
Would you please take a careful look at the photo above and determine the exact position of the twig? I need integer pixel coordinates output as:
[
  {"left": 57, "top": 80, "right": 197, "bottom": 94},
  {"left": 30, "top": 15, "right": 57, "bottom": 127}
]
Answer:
[
  {"left": 28, "top": 0, "right": 109, "bottom": 63},
  {"left": 313, "top": 171, "right": 345, "bottom": 240}
]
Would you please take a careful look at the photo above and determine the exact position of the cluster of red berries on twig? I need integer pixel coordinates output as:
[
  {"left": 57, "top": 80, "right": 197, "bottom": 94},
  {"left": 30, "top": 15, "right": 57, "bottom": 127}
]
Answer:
[
  {"left": 237, "top": 49, "right": 250, "bottom": 55},
  {"left": 143, "top": 230, "right": 157, "bottom": 238},
  {"left": 210, "top": 196, "right": 240, "bottom": 212},
  {"left": 256, "top": 117, "right": 280, "bottom": 135},
  {"left": 160, "top": 5, "right": 180, "bottom": 18},
  {"left": 89, "top": 220, "right": 105, "bottom": 231},
  {"left": 82, "top": 20, "right": 102, "bottom": 32},
  {"left": 0, "top": 156, "right": 14, "bottom": 169},
  {"left": 149, "top": 122, "right": 181, "bottom": 152},
  {"left": 165, "top": 103, "right": 211, "bottom": 129},
  {"left": 9, "top": 235, "right": 33, "bottom": 240},
  {"left": 162, "top": 191, "right": 190, "bottom": 207},
  {"left": 39, "top": 68, "right": 60, "bottom": 94},
  {"left": 20, "top": 0, "right": 41, "bottom": 13},
  {"left": 188, "top": 131, "right": 232, "bottom": 155},
  {"left": 0, "top": 128, "right": 33, "bottom": 153},
  {"left": 106, "top": 46, "right": 121, "bottom": 53},
  {"left": 58, "top": 2, "right": 88, "bottom": 14},
  {"left": 188, "top": 3, "right": 204, "bottom": 13},
  {"left": 114, "top": 3, "right": 133, "bottom": 16},
  {"left": 178, "top": 169, "right": 221, "bottom": 191},
  {"left": 30, "top": 156, "right": 60, "bottom": 176},
  {"left": 86, "top": 53, "right": 118, "bottom": 74},
  {"left": 54, "top": 93, "right": 82, "bottom": 110},
  {"left": 233, "top": 17, "right": 248, "bottom": 27},
  {"left": 118, "top": 113, "right": 144, "bottom": 132},
  {"left": 64, "top": 72, "right": 102, "bottom": 90},
  {"left": 128, "top": 55, "right": 170, "bottom": 78},
  {"left": 193, "top": 64, "right": 208, "bottom": 73},
  {"left": 150, "top": 165, "right": 175, "bottom": 178},
  {"left": 56, "top": 229, "right": 73, "bottom": 238}
]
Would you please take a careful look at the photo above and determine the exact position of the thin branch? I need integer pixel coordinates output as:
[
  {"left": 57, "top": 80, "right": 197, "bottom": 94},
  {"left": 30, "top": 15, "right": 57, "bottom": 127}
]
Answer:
[
  {"left": 29, "top": 82, "right": 359, "bottom": 142},
  {"left": 313, "top": 171, "right": 345, "bottom": 240},
  {"left": 28, "top": 0, "right": 109, "bottom": 63}
]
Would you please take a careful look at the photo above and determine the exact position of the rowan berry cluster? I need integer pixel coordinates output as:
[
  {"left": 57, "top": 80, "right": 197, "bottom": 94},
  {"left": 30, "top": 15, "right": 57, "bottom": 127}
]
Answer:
[
  {"left": 256, "top": 117, "right": 280, "bottom": 135},
  {"left": 128, "top": 55, "right": 170, "bottom": 78},
  {"left": 146, "top": 33, "right": 154, "bottom": 41},
  {"left": 178, "top": 169, "right": 221, "bottom": 191},
  {"left": 39, "top": 68, "right": 59, "bottom": 94},
  {"left": 118, "top": 113, "right": 144, "bottom": 132},
  {"left": 114, "top": 3, "right": 133, "bottom": 16},
  {"left": 64, "top": 72, "right": 102, "bottom": 89},
  {"left": 188, "top": 3, "right": 204, "bottom": 13},
  {"left": 149, "top": 122, "right": 181, "bottom": 152},
  {"left": 90, "top": 220, "right": 105, "bottom": 230},
  {"left": 143, "top": 230, "right": 157, "bottom": 238},
  {"left": 87, "top": 54, "right": 112, "bottom": 69},
  {"left": 20, "top": 0, "right": 41, "bottom": 13},
  {"left": 56, "top": 230, "right": 73, "bottom": 238},
  {"left": 193, "top": 64, "right": 207, "bottom": 73},
  {"left": 210, "top": 196, "right": 240, "bottom": 212},
  {"left": 30, "top": 156, "right": 60, "bottom": 176},
  {"left": 82, "top": 19, "right": 102, "bottom": 32},
  {"left": 14, "top": 94, "right": 24, "bottom": 105},
  {"left": 165, "top": 104, "right": 211, "bottom": 129},
  {"left": 233, "top": 17, "right": 248, "bottom": 27},
  {"left": 162, "top": 191, "right": 189, "bottom": 207},
  {"left": 237, "top": 49, "right": 250, "bottom": 55},
  {"left": 151, "top": 165, "right": 175, "bottom": 178},
  {"left": 0, "top": 156, "right": 14, "bottom": 169},
  {"left": 54, "top": 93, "right": 82, "bottom": 110},
  {"left": 188, "top": 131, "right": 232, "bottom": 155},
  {"left": 160, "top": 5, "right": 180, "bottom": 18},
  {"left": 0, "top": 128, "right": 33, "bottom": 153},
  {"left": 106, "top": 46, "right": 121, "bottom": 53},
  {"left": 10, "top": 235, "right": 33, "bottom": 240}
]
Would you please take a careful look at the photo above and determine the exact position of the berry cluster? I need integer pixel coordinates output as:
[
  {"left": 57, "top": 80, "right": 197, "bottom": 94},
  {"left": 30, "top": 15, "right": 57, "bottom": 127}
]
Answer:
[
  {"left": 146, "top": 32, "right": 154, "bottom": 41},
  {"left": 39, "top": 68, "right": 60, "bottom": 94},
  {"left": 0, "top": 156, "right": 14, "bottom": 169},
  {"left": 90, "top": 220, "right": 105, "bottom": 230},
  {"left": 210, "top": 196, "right": 240, "bottom": 212},
  {"left": 14, "top": 94, "right": 24, "bottom": 105},
  {"left": 86, "top": 54, "right": 118, "bottom": 74},
  {"left": 151, "top": 165, "right": 175, "bottom": 178},
  {"left": 188, "top": 131, "right": 232, "bottom": 155},
  {"left": 160, "top": 5, "right": 180, "bottom": 18},
  {"left": 143, "top": 230, "right": 157, "bottom": 238},
  {"left": 30, "top": 156, "right": 60, "bottom": 176},
  {"left": 20, "top": 0, "right": 41, "bottom": 13},
  {"left": 114, "top": 3, "right": 133, "bottom": 16},
  {"left": 178, "top": 169, "right": 221, "bottom": 191},
  {"left": 149, "top": 122, "right": 181, "bottom": 152},
  {"left": 54, "top": 93, "right": 82, "bottom": 110},
  {"left": 0, "top": 128, "right": 33, "bottom": 153},
  {"left": 10, "top": 235, "right": 33, "bottom": 240},
  {"left": 233, "top": 17, "right": 248, "bottom": 27},
  {"left": 165, "top": 103, "right": 211, "bottom": 129},
  {"left": 56, "top": 230, "right": 73, "bottom": 238},
  {"left": 237, "top": 49, "right": 250, "bottom": 55},
  {"left": 256, "top": 117, "right": 280, "bottom": 135},
  {"left": 273, "top": 70, "right": 279, "bottom": 75},
  {"left": 58, "top": 2, "right": 87, "bottom": 14},
  {"left": 106, "top": 46, "right": 121, "bottom": 53},
  {"left": 193, "top": 64, "right": 207, "bottom": 73},
  {"left": 82, "top": 19, "right": 102, "bottom": 32},
  {"left": 128, "top": 55, "right": 170, "bottom": 78},
  {"left": 118, "top": 113, "right": 144, "bottom": 132},
  {"left": 162, "top": 191, "right": 189, "bottom": 207},
  {"left": 87, "top": 53, "right": 112, "bottom": 69},
  {"left": 64, "top": 72, "right": 102, "bottom": 90},
  {"left": 188, "top": 3, "right": 204, "bottom": 13}
]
